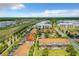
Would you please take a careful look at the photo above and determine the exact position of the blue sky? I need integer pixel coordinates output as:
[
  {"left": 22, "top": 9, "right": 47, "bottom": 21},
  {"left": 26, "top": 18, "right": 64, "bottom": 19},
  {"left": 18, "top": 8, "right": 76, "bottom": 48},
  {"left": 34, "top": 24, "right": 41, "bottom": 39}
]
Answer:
[
  {"left": 25, "top": 3, "right": 79, "bottom": 10},
  {"left": 0, "top": 3, "right": 79, "bottom": 17}
]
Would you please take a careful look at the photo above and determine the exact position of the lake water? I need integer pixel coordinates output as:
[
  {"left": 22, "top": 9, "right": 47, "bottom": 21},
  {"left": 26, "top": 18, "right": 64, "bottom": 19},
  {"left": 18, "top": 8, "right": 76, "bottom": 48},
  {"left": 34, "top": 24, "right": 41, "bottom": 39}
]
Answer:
[{"left": 0, "top": 21, "right": 16, "bottom": 27}]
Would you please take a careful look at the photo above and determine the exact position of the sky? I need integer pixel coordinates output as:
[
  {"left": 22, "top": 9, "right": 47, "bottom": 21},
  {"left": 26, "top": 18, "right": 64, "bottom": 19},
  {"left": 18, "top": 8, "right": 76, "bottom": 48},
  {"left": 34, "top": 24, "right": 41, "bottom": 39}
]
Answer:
[{"left": 0, "top": 3, "right": 79, "bottom": 17}]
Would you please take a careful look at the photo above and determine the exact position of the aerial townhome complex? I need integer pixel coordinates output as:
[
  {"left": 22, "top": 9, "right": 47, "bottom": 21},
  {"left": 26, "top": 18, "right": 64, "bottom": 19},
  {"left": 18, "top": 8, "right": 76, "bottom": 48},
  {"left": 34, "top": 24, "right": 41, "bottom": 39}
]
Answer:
[{"left": 1, "top": 3, "right": 79, "bottom": 56}]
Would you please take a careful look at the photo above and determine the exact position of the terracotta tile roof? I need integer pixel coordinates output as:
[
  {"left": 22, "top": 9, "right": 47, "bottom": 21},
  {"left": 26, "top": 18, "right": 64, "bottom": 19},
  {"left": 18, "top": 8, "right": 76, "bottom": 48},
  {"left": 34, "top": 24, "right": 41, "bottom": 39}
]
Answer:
[
  {"left": 39, "top": 38, "right": 69, "bottom": 43},
  {"left": 31, "top": 29, "right": 37, "bottom": 34},
  {"left": 27, "top": 29, "right": 36, "bottom": 41}
]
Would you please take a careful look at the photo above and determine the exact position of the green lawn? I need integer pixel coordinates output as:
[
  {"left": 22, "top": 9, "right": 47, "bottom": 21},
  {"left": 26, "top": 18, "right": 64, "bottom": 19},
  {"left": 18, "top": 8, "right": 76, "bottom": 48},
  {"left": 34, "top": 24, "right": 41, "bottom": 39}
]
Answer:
[
  {"left": 33, "top": 49, "right": 69, "bottom": 56},
  {"left": 76, "top": 51, "right": 79, "bottom": 56},
  {"left": 48, "top": 49, "right": 69, "bottom": 56}
]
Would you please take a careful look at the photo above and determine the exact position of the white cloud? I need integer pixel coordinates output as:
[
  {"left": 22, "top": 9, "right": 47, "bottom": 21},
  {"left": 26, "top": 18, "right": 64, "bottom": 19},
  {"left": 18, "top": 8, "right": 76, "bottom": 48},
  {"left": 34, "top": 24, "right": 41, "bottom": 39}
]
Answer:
[
  {"left": 0, "top": 3, "right": 25, "bottom": 10},
  {"left": 23, "top": 10, "right": 79, "bottom": 17},
  {"left": 0, "top": 9, "right": 79, "bottom": 17},
  {"left": 10, "top": 4, "right": 25, "bottom": 10}
]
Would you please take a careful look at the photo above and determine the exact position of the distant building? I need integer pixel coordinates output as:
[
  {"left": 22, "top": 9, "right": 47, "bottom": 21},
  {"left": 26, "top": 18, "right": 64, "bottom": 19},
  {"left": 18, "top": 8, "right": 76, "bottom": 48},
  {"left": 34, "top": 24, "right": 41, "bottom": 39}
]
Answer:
[
  {"left": 39, "top": 38, "right": 70, "bottom": 49},
  {"left": 57, "top": 20, "right": 79, "bottom": 28},
  {"left": 0, "top": 21, "right": 16, "bottom": 27},
  {"left": 34, "top": 20, "right": 52, "bottom": 29}
]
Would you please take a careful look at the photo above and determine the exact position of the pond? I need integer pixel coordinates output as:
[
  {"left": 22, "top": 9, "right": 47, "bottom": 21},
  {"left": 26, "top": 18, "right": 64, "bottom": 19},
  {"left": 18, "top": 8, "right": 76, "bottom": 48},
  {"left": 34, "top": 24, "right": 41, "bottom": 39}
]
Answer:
[{"left": 0, "top": 21, "right": 16, "bottom": 28}]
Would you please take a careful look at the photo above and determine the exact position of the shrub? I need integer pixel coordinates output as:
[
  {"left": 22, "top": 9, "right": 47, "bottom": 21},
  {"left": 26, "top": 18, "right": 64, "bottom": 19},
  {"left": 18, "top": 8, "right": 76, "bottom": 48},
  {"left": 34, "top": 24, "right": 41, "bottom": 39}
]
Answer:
[
  {"left": 66, "top": 45, "right": 77, "bottom": 56},
  {"left": 45, "top": 32, "right": 49, "bottom": 38}
]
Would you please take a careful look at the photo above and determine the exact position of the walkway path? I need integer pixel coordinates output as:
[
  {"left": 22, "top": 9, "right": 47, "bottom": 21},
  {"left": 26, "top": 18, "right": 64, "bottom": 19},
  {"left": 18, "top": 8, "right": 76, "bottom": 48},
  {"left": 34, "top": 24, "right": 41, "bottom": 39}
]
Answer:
[{"left": 13, "top": 41, "right": 32, "bottom": 56}]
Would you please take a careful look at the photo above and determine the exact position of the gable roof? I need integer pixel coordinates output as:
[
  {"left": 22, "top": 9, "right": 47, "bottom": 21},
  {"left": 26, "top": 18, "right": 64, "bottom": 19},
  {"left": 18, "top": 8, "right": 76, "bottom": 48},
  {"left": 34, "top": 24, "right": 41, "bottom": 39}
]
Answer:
[{"left": 39, "top": 38, "right": 69, "bottom": 43}]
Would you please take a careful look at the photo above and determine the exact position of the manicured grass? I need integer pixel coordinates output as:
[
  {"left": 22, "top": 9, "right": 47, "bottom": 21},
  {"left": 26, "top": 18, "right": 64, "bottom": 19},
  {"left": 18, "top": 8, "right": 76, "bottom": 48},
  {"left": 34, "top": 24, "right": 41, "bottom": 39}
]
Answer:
[
  {"left": 48, "top": 49, "right": 69, "bottom": 56},
  {"left": 76, "top": 51, "right": 79, "bottom": 56},
  {"left": 33, "top": 49, "right": 69, "bottom": 56}
]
